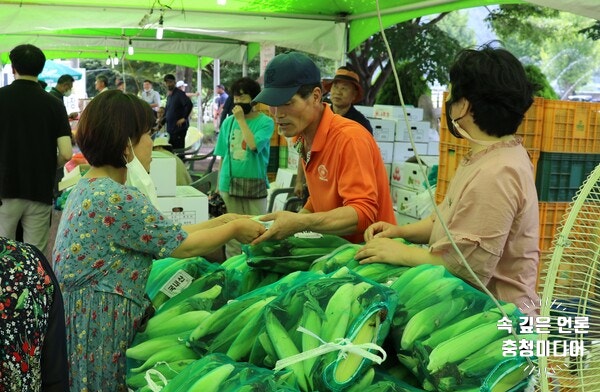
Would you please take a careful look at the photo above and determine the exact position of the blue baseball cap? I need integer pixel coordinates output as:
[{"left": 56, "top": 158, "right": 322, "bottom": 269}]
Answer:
[{"left": 252, "top": 52, "right": 321, "bottom": 106}]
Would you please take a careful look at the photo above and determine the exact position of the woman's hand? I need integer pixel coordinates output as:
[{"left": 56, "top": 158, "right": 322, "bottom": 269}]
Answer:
[
  {"left": 355, "top": 238, "right": 410, "bottom": 266},
  {"left": 230, "top": 219, "right": 267, "bottom": 243},
  {"left": 218, "top": 213, "right": 248, "bottom": 224},
  {"left": 363, "top": 221, "right": 402, "bottom": 241},
  {"left": 232, "top": 105, "right": 246, "bottom": 121}
]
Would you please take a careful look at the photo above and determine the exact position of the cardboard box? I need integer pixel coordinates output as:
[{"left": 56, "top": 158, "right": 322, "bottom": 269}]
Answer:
[
  {"left": 392, "top": 142, "right": 428, "bottom": 162},
  {"left": 394, "top": 209, "right": 420, "bottom": 226},
  {"left": 156, "top": 186, "right": 209, "bottom": 224},
  {"left": 373, "top": 105, "right": 424, "bottom": 121},
  {"left": 354, "top": 105, "right": 374, "bottom": 118},
  {"left": 384, "top": 163, "right": 392, "bottom": 183},
  {"left": 391, "top": 185, "right": 434, "bottom": 219},
  {"left": 377, "top": 142, "right": 394, "bottom": 164},
  {"left": 369, "top": 118, "right": 396, "bottom": 142},
  {"left": 150, "top": 151, "right": 177, "bottom": 197},
  {"left": 427, "top": 141, "right": 440, "bottom": 156},
  {"left": 390, "top": 156, "right": 438, "bottom": 190},
  {"left": 395, "top": 120, "right": 431, "bottom": 142}
]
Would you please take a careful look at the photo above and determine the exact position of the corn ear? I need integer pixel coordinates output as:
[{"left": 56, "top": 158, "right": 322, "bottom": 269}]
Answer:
[
  {"left": 265, "top": 311, "right": 309, "bottom": 392},
  {"left": 188, "top": 363, "right": 236, "bottom": 392},
  {"left": 426, "top": 320, "right": 507, "bottom": 373}
]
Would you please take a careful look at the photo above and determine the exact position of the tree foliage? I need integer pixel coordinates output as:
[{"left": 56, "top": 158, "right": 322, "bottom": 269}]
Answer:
[
  {"left": 347, "top": 15, "right": 461, "bottom": 106},
  {"left": 579, "top": 21, "right": 600, "bottom": 41},
  {"left": 486, "top": 5, "right": 559, "bottom": 47},
  {"left": 524, "top": 64, "right": 559, "bottom": 100},
  {"left": 376, "top": 62, "right": 430, "bottom": 106},
  {"left": 486, "top": 5, "right": 599, "bottom": 99}
]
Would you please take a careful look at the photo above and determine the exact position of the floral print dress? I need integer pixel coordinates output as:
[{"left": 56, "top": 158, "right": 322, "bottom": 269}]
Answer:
[
  {"left": 52, "top": 177, "right": 186, "bottom": 392},
  {"left": 0, "top": 237, "right": 69, "bottom": 392}
]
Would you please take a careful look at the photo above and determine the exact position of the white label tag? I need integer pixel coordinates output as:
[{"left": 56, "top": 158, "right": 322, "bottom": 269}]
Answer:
[
  {"left": 159, "top": 269, "right": 194, "bottom": 298},
  {"left": 294, "top": 231, "right": 323, "bottom": 239}
]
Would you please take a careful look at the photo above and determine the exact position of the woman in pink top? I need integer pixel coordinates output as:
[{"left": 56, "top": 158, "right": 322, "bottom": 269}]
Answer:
[{"left": 356, "top": 42, "right": 541, "bottom": 312}]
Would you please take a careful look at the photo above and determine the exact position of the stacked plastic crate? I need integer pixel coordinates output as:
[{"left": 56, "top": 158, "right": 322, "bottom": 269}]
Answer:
[{"left": 536, "top": 100, "right": 600, "bottom": 289}]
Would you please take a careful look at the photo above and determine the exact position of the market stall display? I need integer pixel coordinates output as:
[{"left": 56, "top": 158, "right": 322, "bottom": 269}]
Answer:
[{"left": 127, "top": 237, "right": 534, "bottom": 391}]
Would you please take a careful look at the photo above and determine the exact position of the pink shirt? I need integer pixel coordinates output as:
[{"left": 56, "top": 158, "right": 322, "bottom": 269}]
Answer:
[{"left": 430, "top": 138, "right": 540, "bottom": 314}]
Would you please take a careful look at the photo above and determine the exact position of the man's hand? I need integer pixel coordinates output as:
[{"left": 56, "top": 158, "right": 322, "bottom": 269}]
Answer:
[{"left": 251, "top": 211, "right": 307, "bottom": 244}]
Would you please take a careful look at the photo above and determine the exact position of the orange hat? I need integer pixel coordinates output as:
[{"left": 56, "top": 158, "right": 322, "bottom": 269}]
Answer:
[{"left": 322, "top": 67, "right": 364, "bottom": 104}]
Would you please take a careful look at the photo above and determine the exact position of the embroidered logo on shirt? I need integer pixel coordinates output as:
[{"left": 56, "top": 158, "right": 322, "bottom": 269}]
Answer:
[{"left": 318, "top": 165, "right": 328, "bottom": 181}]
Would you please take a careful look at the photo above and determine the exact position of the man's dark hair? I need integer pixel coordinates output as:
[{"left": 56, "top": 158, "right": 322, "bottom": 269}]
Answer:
[
  {"left": 9, "top": 44, "right": 46, "bottom": 77},
  {"left": 448, "top": 41, "right": 540, "bottom": 137},
  {"left": 163, "top": 74, "right": 176, "bottom": 82},
  {"left": 57, "top": 74, "right": 75, "bottom": 85},
  {"left": 95, "top": 74, "right": 108, "bottom": 86},
  {"left": 76, "top": 90, "right": 155, "bottom": 168},
  {"left": 296, "top": 83, "right": 323, "bottom": 100},
  {"left": 143, "top": 79, "right": 153, "bottom": 84},
  {"left": 230, "top": 77, "right": 261, "bottom": 99}
]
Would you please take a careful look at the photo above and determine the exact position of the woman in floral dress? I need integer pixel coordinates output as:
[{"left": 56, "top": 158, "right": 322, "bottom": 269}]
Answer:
[
  {"left": 0, "top": 237, "right": 69, "bottom": 391},
  {"left": 52, "top": 90, "right": 265, "bottom": 391}
]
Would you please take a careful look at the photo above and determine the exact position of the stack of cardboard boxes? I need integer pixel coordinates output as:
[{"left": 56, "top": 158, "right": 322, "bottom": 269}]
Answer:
[
  {"left": 150, "top": 151, "right": 209, "bottom": 224},
  {"left": 355, "top": 104, "right": 440, "bottom": 225}
]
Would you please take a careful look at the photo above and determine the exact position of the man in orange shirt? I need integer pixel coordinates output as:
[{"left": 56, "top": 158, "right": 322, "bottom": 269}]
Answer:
[{"left": 251, "top": 52, "right": 395, "bottom": 244}]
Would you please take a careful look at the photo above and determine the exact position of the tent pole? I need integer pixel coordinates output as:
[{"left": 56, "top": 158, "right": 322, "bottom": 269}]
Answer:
[
  {"left": 242, "top": 46, "right": 248, "bottom": 77},
  {"left": 197, "top": 56, "right": 202, "bottom": 131}
]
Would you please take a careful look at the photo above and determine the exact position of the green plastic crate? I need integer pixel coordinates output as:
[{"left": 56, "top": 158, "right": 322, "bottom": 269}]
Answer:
[{"left": 536, "top": 152, "right": 600, "bottom": 201}]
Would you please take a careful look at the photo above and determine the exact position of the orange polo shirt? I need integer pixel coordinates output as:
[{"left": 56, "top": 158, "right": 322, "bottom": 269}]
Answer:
[{"left": 301, "top": 104, "right": 396, "bottom": 243}]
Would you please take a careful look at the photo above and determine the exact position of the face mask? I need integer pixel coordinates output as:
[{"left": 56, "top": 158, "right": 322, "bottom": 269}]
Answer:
[
  {"left": 237, "top": 103, "right": 253, "bottom": 115},
  {"left": 125, "top": 139, "right": 159, "bottom": 207},
  {"left": 445, "top": 101, "right": 497, "bottom": 147},
  {"left": 63, "top": 89, "right": 72, "bottom": 97}
]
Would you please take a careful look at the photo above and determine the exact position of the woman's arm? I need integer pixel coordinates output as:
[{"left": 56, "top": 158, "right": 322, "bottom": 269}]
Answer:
[
  {"left": 232, "top": 106, "right": 257, "bottom": 151},
  {"left": 172, "top": 218, "right": 265, "bottom": 258},
  {"left": 181, "top": 213, "right": 247, "bottom": 233}
]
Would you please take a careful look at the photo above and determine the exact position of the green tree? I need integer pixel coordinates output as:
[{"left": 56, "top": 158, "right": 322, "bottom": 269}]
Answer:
[
  {"left": 347, "top": 14, "right": 462, "bottom": 106},
  {"left": 376, "top": 62, "right": 430, "bottom": 106},
  {"left": 524, "top": 64, "right": 558, "bottom": 99},
  {"left": 486, "top": 5, "right": 600, "bottom": 99}
]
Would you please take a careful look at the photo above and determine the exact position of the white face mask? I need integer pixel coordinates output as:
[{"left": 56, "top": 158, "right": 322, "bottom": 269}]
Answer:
[
  {"left": 451, "top": 119, "right": 498, "bottom": 147},
  {"left": 63, "top": 89, "right": 72, "bottom": 97},
  {"left": 125, "top": 139, "right": 159, "bottom": 207}
]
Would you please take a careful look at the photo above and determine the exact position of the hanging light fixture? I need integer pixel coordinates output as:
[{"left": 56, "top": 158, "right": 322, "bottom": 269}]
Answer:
[
  {"left": 113, "top": 52, "right": 120, "bottom": 65},
  {"left": 156, "top": 14, "right": 164, "bottom": 40},
  {"left": 128, "top": 39, "right": 134, "bottom": 56},
  {"left": 105, "top": 50, "right": 111, "bottom": 66}
]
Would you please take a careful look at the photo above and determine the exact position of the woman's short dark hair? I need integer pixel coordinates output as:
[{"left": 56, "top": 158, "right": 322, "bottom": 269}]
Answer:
[
  {"left": 76, "top": 90, "right": 155, "bottom": 168},
  {"left": 230, "top": 77, "right": 261, "bottom": 99},
  {"left": 448, "top": 42, "right": 539, "bottom": 137}
]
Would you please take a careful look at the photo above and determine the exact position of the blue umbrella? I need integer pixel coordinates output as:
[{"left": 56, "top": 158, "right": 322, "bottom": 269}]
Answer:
[{"left": 39, "top": 60, "right": 82, "bottom": 83}]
